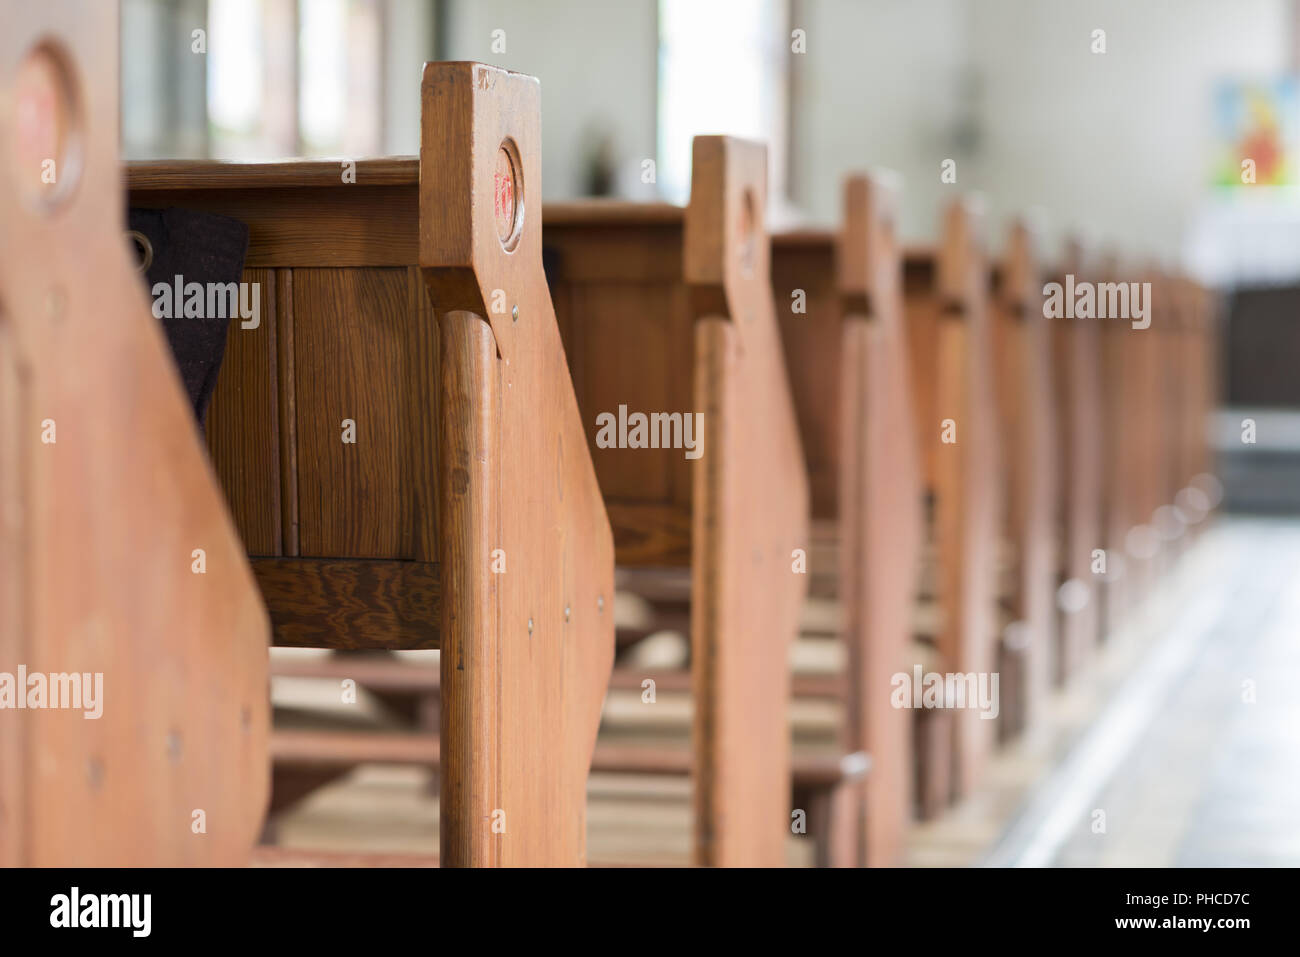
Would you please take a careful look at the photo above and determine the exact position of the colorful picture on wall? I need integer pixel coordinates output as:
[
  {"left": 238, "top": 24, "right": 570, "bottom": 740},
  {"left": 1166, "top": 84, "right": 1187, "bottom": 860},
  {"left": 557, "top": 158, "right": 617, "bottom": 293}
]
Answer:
[{"left": 1214, "top": 77, "right": 1299, "bottom": 187}]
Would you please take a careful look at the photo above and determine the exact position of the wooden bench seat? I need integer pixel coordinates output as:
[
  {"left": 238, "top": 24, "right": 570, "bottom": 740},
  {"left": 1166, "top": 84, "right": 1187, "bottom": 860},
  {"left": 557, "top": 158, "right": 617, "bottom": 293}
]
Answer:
[
  {"left": 5, "top": 30, "right": 614, "bottom": 864},
  {"left": 769, "top": 174, "right": 924, "bottom": 865},
  {"left": 543, "top": 139, "right": 810, "bottom": 867},
  {"left": 259, "top": 137, "right": 809, "bottom": 867}
]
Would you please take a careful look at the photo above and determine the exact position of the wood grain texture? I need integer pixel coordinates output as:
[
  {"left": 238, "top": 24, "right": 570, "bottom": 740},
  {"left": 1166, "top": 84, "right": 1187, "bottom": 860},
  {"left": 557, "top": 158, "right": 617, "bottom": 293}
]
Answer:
[
  {"left": 292, "top": 267, "right": 439, "bottom": 561},
  {"left": 127, "top": 158, "right": 419, "bottom": 190},
  {"left": 603, "top": 501, "right": 692, "bottom": 566},
  {"left": 0, "top": 0, "right": 269, "bottom": 865},
  {"left": 252, "top": 558, "right": 439, "bottom": 649},
  {"left": 127, "top": 183, "right": 420, "bottom": 268},
  {"left": 687, "top": 137, "right": 810, "bottom": 867},
  {"left": 204, "top": 267, "right": 281, "bottom": 555},
  {"left": 545, "top": 226, "right": 696, "bottom": 524},
  {"left": 421, "top": 63, "right": 615, "bottom": 867},
  {"left": 276, "top": 269, "right": 300, "bottom": 555}
]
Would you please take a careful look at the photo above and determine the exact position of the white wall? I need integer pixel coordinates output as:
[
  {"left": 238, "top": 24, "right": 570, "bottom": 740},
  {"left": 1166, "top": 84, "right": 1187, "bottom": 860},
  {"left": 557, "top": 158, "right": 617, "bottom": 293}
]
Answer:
[
  {"left": 788, "top": 0, "right": 1291, "bottom": 261},
  {"left": 967, "top": 0, "right": 1292, "bottom": 264},
  {"left": 787, "top": 0, "right": 971, "bottom": 243},
  {"left": 442, "top": 0, "right": 660, "bottom": 200}
]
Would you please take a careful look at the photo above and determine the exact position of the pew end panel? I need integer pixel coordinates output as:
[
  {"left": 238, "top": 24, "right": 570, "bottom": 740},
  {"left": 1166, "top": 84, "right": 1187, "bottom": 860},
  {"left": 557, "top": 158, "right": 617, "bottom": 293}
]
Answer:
[
  {"left": 542, "top": 203, "right": 695, "bottom": 567},
  {"left": 993, "top": 219, "right": 1058, "bottom": 731},
  {"left": 838, "top": 174, "right": 924, "bottom": 864},
  {"left": 932, "top": 197, "right": 1002, "bottom": 798},
  {"left": 686, "top": 136, "right": 810, "bottom": 866},
  {"left": 1053, "top": 237, "right": 1104, "bottom": 675},
  {"left": 0, "top": 0, "right": 270, "bottom": 865},
  {"left": 419, "top": 62, "right": 615, "bottom": 866},
  {"left": 771, "top": 173, "right": 923, "bottom": 864},
  {"left": 127, "top": 158, "right": 440, "bottom": 652}
]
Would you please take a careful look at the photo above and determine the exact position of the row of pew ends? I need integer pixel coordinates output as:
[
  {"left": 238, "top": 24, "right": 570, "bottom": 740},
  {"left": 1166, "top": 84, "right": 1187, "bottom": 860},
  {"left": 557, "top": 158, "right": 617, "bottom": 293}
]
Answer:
[{"left": 0, "top": 3, "right": 1218, "bottom": 867}]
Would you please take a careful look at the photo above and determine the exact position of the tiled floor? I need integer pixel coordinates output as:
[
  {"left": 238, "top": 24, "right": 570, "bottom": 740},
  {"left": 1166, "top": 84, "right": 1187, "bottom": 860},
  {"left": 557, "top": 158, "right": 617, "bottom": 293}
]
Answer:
[{"left": 972, "top": 518, "right": 1300, "bottom": 867}]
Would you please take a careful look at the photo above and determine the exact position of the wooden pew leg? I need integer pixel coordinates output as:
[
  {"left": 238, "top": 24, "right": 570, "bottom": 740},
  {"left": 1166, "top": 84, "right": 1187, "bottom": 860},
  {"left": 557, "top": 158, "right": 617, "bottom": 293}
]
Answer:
[{"left": 914, "top": 709, "right": 953, "bottom": 820}]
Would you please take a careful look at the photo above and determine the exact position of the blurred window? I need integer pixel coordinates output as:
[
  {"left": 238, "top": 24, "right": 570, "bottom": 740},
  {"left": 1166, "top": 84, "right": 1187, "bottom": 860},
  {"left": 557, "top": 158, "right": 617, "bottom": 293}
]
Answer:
[{"left": 657, "top": 0, "right": 790, "bottom": 205}]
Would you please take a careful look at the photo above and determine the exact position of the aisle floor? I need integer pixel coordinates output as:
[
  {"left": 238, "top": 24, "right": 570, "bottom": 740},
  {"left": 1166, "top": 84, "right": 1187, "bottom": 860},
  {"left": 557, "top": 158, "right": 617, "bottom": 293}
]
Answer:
[{"left": 961, "top": 518, "right": 1300, "bottom": 867}]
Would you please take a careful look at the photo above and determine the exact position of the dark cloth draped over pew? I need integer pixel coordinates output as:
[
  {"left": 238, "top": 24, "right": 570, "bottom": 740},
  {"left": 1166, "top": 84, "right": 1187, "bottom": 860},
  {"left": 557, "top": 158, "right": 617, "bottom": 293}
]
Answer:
[{"left": 128, "top": 207, "right": 249, "bottom": 427}]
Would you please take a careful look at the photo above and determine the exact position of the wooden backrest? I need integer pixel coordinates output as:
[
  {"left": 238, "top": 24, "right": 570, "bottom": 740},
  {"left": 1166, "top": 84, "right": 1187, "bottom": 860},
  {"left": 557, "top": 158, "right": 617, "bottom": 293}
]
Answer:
[
  {"left": 770, "top": 227, "right": 842, "bottom": 520},
  {"left": 417, "top": 62, "right": 615, "bottom": 867},
  {"left": 0, "top": 0, "right": 270, "bottom": 865},
  {"left": 992, "top": 219, "right": 1057, "bottom": 719},
  {"left": 686, "top": 136, "right": 808, "bottom": 866},
  {"left": 904, "top": 197, "right": 1001, "bottom": 796},
  {"left": 130, "top": 62, "right": 615, "bottom": 866},
  {"left": 127, "top": 160, "right": 430, "bottom": 556},
  {"left": 838, "top": 174, "right": 923, "bottom": 865},
  {"left": 544, "top": 203, "right": 694, "bottom": 565},
  {"left": 127, "top": 160, "right": 446, "bottom": 651},
  {"left": 772, "top": 173, "right": 921, "bottom": 864},
  {"left": 546, "top": 137, "right": 809, "bottom": 866}
]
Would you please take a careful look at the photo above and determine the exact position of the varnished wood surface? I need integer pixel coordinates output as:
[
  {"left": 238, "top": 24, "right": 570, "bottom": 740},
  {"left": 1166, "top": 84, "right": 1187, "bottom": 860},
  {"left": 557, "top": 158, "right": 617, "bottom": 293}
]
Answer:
[
  {"left": 687, "top": 137, "right": 810, "bottom": 866},
  {"left": 768, "top": 172, "right": 924, "bottom": 865},
  {"left": 770, "top": 232, "right": 842, "bottom": 519},
  {"left": 836, "top": 175, "right": 924, "bottom": 865},
  {"left": 127, "top": 157, "right": 420, "bottom": 189},
  {"left": 422, "top": 63, "right": 615, "bottom": 867},
  {"left": 0, "top": 0, "right": 270, "bottom": 865},
  {"left": 128, "top": 185, "right": 420, "bottom": 268},
  {"left": 253, "top": 559, "right": 440, "bottom": 649}
]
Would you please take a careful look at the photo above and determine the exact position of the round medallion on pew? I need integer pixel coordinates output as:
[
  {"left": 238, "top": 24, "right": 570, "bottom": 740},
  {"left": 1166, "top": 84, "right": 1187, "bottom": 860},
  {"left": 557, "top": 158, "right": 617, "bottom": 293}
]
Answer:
[
  {"left": 11, "top": 41, "right": 81, "bottom": 213},
  {"left": 494, "top": 140, "right": 523, "bottom": 251}
]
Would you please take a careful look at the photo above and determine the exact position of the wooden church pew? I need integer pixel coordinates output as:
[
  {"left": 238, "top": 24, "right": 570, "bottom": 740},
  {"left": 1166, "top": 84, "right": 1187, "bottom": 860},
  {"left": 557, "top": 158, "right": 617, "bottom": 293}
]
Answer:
[
  {"left": 260, "top": 137, "right": 811, "bottom": 867},
  {"left": 1163, "top": 273, "right": 1219, "bottom": 550},
  {"left": 989, "top": 221, "right": 1058, "bottom": 737},
  {"left": 124, "top": 61, "right": 616, "bottom": 866},
  {"left": 1114, "top": 262, "right": 1175, "bottom": 614},
  {"left": 769, "top": 173, "right": 924, "bottom": 866},
  {"left": 1052, "top": 237, "right": 1104, "bottom": 678},
  {"left": 902, "top": 198, "right": 1002, "bottom": 811},
  {"left": 545, "top": 137, "right": 810, "bottom": 866},
  {"left": 0, "top": 0, "right": 271, "bottom": 866},
  {"left": 1179, "top": 279, "right": 1220, "bottom": 533},
  {"left": 1095, "top": 249, "right": 1142, "bottom": 632}
]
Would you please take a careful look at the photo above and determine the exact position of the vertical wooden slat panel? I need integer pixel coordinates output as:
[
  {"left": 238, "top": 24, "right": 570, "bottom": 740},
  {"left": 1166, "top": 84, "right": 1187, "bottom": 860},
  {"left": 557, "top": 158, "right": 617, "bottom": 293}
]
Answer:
[
  {"left": 772, "top": 242, "right": 841, "bottom": 519},
  {"left": 293, "top": 267, "right": 437, "bottom": 558},
  {"left": 205, "top": 267, "right": 281, "bottom": 555},
  {"left": 423, "top": 64, "right": 615, "bottom": 866},
  {"left": 406, "top": 265, "right": 439, "bottom": 563},
  {"left": 277, "top": 269, "right": 299, "bottom": 556}
]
